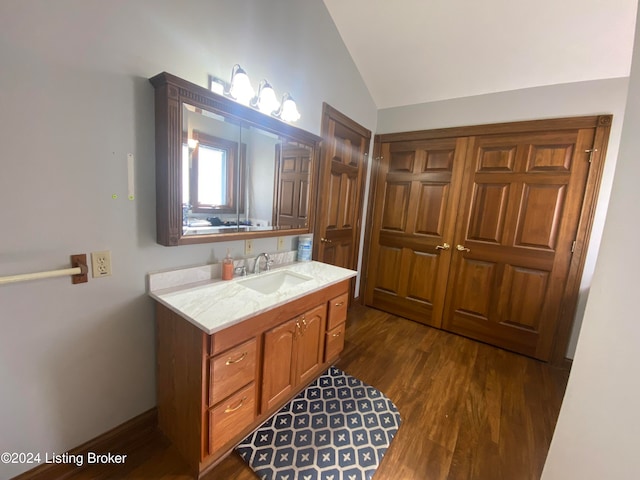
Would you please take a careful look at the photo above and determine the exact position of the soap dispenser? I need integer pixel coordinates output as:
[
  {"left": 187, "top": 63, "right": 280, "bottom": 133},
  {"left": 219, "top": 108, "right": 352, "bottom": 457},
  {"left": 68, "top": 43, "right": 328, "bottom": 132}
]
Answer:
[{"left": 222, "top": 249, "right": 234, "bottom": 280}]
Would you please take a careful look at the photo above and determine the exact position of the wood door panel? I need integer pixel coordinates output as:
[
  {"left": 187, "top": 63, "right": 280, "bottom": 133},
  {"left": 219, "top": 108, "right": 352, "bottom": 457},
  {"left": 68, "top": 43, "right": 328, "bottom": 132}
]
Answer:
[
  {"left": 389, "top": 150, "right": 416, "bottom": 172},
  {"left": 424, "top": 149, "right": 455, "bottom": 171},
  {"left": 450, "top": 258, "right": 496, "bottom": 319},
  {"left": 466, "top": 183, "right": 510, "bottom": 243},
  {"left": 406, "top": 250, "right": 439, "bottom": 304},
  {"left": 498, "top": 265, "right": 549, "bottom": 331},
  {"left": 296, "top": 305, "right": 326, "bottom": 385},
  {"left": 414, "top": 182, "right": 449, "bottom": 236},
  {"left": 373, "top": 246, "right": 404, "bottom": 294},
  {"left": 321, "top": 240, "right": 352, "bottom": 270},
  {"left": 477, "top": 145, "right": 517, "bottom": 172},
  {"left": 381, "top": 181, "right": 411, "bottom": 231},
  {"left": 261, "top": 320, "right": 296, "bottom": 411},
  {"left": 279, "top": 181, "right": 295, "bottom": 216},
  {"left": 515, "top": 183, "right": 567, "bottom": 249},
  {"left": 526, "top": 143, "right": 574, "bottom": 172}
]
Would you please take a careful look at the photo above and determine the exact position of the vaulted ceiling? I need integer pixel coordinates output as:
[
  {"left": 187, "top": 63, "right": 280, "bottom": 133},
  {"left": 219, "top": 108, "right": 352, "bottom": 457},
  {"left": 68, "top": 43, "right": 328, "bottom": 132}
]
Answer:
[{"left": 323, "top": 0, "right": 638, "bottom": 109}]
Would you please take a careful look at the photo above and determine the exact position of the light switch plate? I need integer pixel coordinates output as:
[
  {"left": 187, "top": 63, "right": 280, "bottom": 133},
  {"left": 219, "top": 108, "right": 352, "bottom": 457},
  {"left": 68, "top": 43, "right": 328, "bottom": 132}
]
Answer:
[
  {"left": 245, "top": 239, "right": 254, "bottom": 256},
  {"left": 277, "top": 237, "right": 286, "bottom": 251}
]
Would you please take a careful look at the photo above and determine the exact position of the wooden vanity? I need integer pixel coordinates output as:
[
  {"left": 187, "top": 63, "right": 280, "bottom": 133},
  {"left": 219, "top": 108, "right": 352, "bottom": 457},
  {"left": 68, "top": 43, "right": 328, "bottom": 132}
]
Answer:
[{"left": 149, "top": 261, "right": 355, "bottom": 478}]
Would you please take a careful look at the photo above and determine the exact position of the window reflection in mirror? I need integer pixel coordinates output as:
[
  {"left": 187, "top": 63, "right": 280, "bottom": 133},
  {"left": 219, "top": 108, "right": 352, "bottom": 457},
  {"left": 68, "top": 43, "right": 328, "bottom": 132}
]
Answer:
[{"left": 182, "top": 104, "right": 243, "bottom": 234}]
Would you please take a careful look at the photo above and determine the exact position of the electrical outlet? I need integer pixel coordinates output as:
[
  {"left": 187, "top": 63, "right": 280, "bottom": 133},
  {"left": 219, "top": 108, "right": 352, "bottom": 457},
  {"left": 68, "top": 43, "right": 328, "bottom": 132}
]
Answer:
[
  {"left": 91, "top": 250, "right": 112, "bottom": 278},
  {"left": 277, "top": 237, "right": 286, "bottom": 251},
  {"left": 245, "top": 239, "right": 254, "bottom": 256}
]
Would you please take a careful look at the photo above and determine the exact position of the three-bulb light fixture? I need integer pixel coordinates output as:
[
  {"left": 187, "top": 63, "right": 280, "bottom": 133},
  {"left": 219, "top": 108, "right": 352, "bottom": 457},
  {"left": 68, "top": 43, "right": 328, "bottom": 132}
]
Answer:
[{"left": 211, "top": 64, "right": 301, "bottom": 123}]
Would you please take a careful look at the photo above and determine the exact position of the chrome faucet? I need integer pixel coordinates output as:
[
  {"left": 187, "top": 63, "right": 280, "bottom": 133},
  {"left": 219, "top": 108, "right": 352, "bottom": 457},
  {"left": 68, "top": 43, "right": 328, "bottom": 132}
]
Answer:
[{"left": 253, "top": 253, "right": 271, "bottom": 274}]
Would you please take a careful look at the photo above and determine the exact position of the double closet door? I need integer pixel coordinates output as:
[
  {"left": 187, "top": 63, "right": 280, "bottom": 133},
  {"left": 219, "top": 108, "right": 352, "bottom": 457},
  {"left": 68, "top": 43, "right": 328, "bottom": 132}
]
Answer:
[{"left": 364, "top": 116, "right": 611, "bottom": 361}]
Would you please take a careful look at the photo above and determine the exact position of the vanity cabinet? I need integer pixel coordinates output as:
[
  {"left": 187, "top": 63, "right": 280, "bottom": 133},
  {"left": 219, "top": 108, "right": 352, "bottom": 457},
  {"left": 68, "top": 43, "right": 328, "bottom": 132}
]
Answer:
[
  {"left": 262, "top": 304, "right": 326, "bottom": 411},
  {"left": 155, "top": 279, "right": 349, "bottom": 479}
]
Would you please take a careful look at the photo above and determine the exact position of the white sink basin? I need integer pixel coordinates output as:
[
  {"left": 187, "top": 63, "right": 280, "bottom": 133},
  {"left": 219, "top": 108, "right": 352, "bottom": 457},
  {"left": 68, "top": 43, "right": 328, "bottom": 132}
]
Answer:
[{"left": 239, "top": 270, "right": 312, "bottom": 295}]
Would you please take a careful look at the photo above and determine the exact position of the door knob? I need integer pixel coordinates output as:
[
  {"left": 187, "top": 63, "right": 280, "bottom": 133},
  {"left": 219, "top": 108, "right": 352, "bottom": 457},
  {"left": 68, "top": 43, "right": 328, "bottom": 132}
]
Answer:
[
  {"left": 320, "top": 237, "right": 333, "bottom": 243},
  {"left": 456, "top": 244, "right": 470, "bottom": 252},
  {"left": 435, "top": 243, "right": 450, "bottom": 251}
]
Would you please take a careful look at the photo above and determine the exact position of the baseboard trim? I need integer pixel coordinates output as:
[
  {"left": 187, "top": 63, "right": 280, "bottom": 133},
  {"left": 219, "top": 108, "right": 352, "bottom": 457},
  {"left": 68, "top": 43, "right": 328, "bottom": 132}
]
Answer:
[{"left": 11, "top": 408, "right": 158, "bottom": 480}]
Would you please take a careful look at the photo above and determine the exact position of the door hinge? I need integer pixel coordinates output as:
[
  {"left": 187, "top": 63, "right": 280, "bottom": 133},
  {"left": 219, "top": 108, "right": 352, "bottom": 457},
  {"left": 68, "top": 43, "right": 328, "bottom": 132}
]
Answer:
[
  {"left": 571, "top": 240, "right": 577, "bottom": 253},
  {"left": 585, "top": 149, "right": 598, "bottom": 163}
]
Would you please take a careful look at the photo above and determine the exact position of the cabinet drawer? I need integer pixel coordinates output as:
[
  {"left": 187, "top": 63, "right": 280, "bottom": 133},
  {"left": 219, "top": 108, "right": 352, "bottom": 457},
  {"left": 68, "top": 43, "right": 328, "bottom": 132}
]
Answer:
[
  {"left": 325, "top": 322, "right": 346, "bottom": 361},
  {"left": 209, "top": 382, "right": 256, "bottom": 454},
  {"left": 327, "top": 292, "right": 348, "bottom": 330},
  {"left": 209, "top": 338, "right": 256, "bottom": 407}
]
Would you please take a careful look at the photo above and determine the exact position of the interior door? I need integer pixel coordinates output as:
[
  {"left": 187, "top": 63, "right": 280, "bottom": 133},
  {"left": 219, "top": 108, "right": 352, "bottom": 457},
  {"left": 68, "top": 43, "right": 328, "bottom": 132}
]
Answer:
[
  {"left": 315, "top": 104, "right": 370, "bottom": 279},
  {"left": 442, "top": 129, "right": 595, "bottom": 360},
  {"left": 364, "top": 138, "right": 467, "bottom": 328},
  {"left": 274, "top": 144, "right": 311, "bottom": 228}
]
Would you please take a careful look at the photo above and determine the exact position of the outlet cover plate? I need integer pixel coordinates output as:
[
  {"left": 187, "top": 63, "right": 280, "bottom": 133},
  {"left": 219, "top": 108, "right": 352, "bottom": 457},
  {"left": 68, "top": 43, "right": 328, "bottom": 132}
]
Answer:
[{"left": 91, "top": 250, "right": 112, "bottom": 278}]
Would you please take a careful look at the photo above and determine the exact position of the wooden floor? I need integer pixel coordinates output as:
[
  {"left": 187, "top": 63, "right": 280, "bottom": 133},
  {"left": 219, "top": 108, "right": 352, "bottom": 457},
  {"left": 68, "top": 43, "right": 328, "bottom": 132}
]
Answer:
[{"left": 65, "top": 304, "right": 570, "bottom": 480}]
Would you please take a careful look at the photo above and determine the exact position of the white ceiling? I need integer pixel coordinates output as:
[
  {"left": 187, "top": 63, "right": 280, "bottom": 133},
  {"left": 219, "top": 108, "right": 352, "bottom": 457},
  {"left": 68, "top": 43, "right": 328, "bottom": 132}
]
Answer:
[{"left": 323, "top": 0, "right": 638, "bottom": 109}]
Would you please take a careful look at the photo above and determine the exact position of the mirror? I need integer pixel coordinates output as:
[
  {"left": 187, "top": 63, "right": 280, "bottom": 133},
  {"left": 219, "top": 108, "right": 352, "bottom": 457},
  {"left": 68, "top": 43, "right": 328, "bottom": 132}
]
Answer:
[{"left": 150, "top": 72, "right": 321, "bottom": 246}]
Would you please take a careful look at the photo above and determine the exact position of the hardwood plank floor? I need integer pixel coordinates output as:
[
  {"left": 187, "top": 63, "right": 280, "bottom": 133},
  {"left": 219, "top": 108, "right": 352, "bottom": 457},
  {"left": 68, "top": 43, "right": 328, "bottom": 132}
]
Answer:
[{"left": 63, "top": 305, "right": 569, "bottom": 480}]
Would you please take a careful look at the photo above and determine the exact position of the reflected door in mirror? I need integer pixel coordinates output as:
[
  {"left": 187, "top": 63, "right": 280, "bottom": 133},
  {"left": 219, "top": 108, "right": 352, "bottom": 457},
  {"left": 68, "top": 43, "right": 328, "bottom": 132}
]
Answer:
[{"left": 275, "top": 144, "right": 311, "bottom": 229}]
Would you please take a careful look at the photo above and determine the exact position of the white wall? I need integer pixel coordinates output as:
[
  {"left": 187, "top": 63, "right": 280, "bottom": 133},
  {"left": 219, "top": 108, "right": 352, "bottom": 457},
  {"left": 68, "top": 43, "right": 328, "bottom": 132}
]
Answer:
[
  {"left": 541, "top": 4, "right": 640, "bottom": 478},
  {"left": 377, "top": 78, "right": 629, "bottom": 358},
  {"left": 0, "top": 1, "right": 376, "bottom": 477}
]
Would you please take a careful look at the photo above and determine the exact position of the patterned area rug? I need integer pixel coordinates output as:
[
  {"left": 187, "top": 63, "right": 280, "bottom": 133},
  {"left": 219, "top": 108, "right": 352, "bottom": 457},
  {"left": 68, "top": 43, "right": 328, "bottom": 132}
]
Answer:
[{"left": 236, "top": 367, "right": 401, "bottom": 480}]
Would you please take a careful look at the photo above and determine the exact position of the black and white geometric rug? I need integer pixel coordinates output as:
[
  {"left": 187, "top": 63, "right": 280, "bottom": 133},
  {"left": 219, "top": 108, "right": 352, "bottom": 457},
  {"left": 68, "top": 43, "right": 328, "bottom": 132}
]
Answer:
[{"left": 236, "top": 366, "right": 402, "bottom": 480}]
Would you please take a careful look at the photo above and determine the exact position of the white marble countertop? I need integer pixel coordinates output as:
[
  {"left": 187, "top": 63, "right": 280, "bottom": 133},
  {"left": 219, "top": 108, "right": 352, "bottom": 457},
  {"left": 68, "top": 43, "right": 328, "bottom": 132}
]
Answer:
[{"left": 149, "top": 261, "right": 357, "bottom": 334}]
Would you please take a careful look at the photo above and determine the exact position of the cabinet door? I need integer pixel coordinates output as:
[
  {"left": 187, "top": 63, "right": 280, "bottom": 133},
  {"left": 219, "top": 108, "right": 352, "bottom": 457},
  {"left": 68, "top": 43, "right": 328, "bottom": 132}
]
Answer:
[
  {"left": 261, "top": 318, "right": 297, "bottom": 412},
  {"left": 295, "top": 304, "right": 327, "bottom": 385}
]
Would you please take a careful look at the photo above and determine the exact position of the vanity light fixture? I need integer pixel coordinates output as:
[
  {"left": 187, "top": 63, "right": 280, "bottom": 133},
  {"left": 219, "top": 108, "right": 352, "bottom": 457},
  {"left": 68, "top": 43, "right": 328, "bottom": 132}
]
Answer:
[
  {"left": 209, "top": 65, "right": 301, "bottom": 122},
  {"left": 276, "top": 93, "right": 301, "bottom": 123},
  {"left": 228, "top": 64, "right": 254, "bottom": 105},
  {"left": 253, "top": 79, "right": 280, "bottom": 115}
]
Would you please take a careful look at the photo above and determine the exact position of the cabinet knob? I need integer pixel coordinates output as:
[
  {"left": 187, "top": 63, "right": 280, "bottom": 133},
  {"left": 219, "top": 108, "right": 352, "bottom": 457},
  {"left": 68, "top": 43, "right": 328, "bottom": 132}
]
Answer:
[
  {"left": 320, "top": 237, "right": 333, "bottom": 243},
  {"left": 334, "top": 301, "right": 345, "bottom": 307}
]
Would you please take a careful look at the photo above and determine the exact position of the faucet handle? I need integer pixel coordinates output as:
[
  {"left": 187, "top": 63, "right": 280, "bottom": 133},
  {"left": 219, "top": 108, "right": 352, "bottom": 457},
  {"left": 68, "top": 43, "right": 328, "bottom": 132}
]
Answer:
[{"left": 234, "top": 265, "right": 247, "bottom": 277}]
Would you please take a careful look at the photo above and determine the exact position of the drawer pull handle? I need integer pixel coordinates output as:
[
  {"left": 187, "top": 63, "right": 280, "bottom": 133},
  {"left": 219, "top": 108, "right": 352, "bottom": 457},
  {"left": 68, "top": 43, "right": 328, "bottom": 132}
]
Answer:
[
  {"left": 224, "top": 396, "right": 247, "bottom": 413},
  {"left": 225, "top": 352, "right": 247, "bottom": 365},
  {"left": 332, "top": 332, "right": 342, "bottom": 337},
  {"left": 334, "top": 301, "right": 345, "bottom": 307}
]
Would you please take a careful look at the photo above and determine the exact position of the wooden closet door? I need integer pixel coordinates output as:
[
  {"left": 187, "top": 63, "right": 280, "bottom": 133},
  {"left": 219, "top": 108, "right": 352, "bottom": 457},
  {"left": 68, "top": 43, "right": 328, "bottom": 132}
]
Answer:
[
  {"left": 443, "top": 129, "right": 595, "bottom": 360},
  {"left": 364, "top": 138, "right": 467, "bottom": 327}
]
